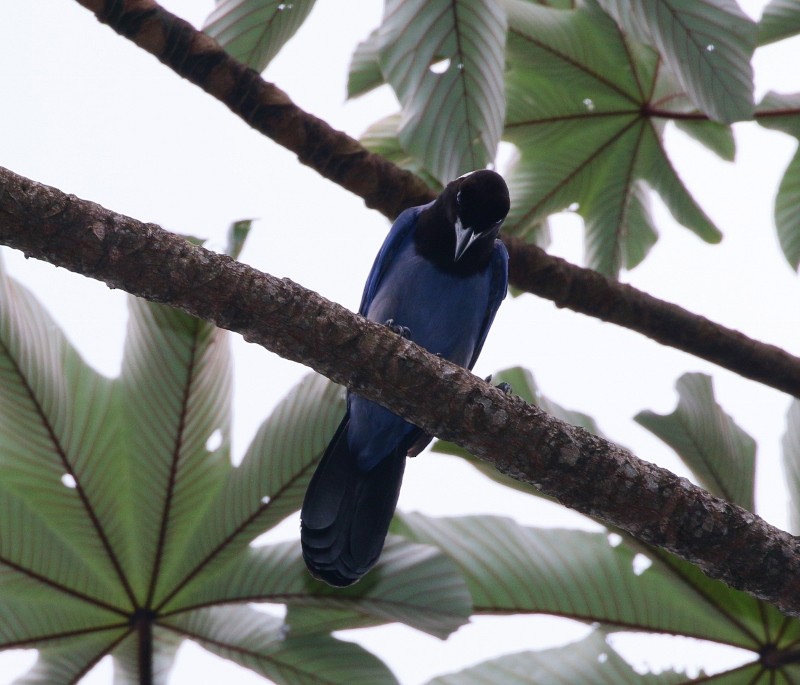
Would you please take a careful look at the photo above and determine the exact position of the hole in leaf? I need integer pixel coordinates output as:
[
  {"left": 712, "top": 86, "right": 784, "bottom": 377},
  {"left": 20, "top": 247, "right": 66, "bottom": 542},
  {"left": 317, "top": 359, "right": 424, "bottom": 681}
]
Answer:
[
  {"left": 609, "top": 633, "right": 754, "bottom": 677},
  {"left": 61, "top": 473, "right": 77, "bottom": 489},
  {"left": 251, "top": 603, "right": 287, "bottom": 620},
  {"left": 205, "top": 429, "right": 223, "bottom": 452},
  {"left": 631, "top": 553, "right": 652, "bottom": 576},
  {"left": 429, "top": 58, "right": 451, "bottom": 74}
]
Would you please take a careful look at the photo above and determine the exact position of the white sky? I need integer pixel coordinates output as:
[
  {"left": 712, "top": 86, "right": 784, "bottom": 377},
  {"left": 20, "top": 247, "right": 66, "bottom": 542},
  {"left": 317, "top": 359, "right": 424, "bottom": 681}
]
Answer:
[{"left": 2, "top": 0, "right": 800, "bottom": 683}]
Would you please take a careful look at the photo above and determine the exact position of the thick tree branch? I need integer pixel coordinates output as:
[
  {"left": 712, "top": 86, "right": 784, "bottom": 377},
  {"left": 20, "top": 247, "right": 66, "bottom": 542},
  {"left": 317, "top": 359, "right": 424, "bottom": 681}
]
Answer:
[
  {"left": 69, "top": 0, "right": 800, "bottom": 399},
  {"left": 74, "top": 0, "right": 434, "bottom": 216},
  {"left": 2, "top": 165, "right": 800, "bottom": 617}
]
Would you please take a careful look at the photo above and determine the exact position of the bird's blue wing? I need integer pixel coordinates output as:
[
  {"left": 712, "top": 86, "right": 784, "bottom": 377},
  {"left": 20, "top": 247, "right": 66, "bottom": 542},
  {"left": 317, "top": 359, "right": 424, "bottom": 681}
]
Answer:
[
  {"left": 358, "top": 204, "right": 430, "bottom": 316},
  {"left": 467, "top": 239, "right": 509, "bottom": 370}
]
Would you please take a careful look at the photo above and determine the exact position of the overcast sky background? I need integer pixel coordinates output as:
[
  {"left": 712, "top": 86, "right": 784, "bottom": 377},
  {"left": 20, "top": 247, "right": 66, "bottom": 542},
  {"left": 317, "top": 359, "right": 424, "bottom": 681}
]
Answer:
[{"left": 2, "top": 0, "right": 800, "bottom": 683}]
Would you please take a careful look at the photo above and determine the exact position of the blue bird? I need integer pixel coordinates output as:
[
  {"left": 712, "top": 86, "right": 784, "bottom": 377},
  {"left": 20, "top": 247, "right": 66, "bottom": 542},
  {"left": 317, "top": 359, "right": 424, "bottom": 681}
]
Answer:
[{"left": 301, "top": 170, "right": 510, "bottom": 586}]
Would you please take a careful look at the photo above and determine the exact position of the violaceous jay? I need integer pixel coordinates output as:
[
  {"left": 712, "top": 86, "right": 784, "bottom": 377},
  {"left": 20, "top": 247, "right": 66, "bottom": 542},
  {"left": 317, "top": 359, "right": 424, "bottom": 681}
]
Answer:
[{"left": 301, "top": 169, "right": 510, "bottom": 587}]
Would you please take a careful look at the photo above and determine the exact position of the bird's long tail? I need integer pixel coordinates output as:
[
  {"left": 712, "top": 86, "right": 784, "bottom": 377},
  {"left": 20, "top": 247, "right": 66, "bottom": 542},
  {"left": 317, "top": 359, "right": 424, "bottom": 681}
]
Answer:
[{"left": 300, "top": 416, "right": 406, "bottom": 587}]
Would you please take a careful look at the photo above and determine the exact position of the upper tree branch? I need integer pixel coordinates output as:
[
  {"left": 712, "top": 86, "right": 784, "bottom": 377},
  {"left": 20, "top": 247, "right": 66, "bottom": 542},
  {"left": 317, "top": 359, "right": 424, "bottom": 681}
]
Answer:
[
  {"left": 71, "top": 0, "right": 800, "bottom": 398},
  {"left": 2, "top": 165, "right": 800, "bottom": 618}
]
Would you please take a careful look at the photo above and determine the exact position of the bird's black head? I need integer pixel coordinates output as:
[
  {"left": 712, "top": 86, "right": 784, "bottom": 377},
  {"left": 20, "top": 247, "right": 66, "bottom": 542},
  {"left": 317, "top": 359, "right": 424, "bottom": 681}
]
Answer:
[
  {"left": 449, "top": 170, "right": 510, "bottom": 261},
  {"left": 415, "top": 169, "right": 510, "bottom": 273}
]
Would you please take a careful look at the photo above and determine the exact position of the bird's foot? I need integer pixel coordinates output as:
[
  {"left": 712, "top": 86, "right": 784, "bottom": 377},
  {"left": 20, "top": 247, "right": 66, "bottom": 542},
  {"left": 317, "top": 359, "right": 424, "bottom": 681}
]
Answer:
[
  {"left": 385, "top": 319, "right": 411, "bottom": 339},
  {"left": 485, "top": 374, "right": 512, "bottom": 395}
]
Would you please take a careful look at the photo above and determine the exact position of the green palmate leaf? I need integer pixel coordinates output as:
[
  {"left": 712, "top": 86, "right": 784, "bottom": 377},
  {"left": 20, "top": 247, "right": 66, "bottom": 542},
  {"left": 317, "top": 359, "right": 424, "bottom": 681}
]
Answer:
[
  {"left": 203, "top": 0, "right": 317, "bottom": 72},
  {"left": 595, "top": 0, "right": 755, "bottom": 123},
  {"left": 674, "top": 119, "right": 737, "bottom": 161},
  {"left": 157, "top": 374, "right": 344, "bottom": 607},
  {"left": 775, "top": 151, "right": 800, "bottom": 271},
  {"left": 692, "top": 665, "right": 780, "bottom": 684},
  {"left": 214, "top": 373, "right": 341, "bottom": 536},
  {"left": 162, "top": 605, "right": 398, "bottom": 685},
  {"left": 426, "top": 630, "right": 687, "bottom": 685},
  {"left": 492, "top": 367, "right": 601, "bottom": 433},
  {"left": 117, "top": 296, "right": 233, "bottom": 604},
  {"left": 111, "top": 627, "right": 182, "bottom": 685},
  {"left": 284, "top": 534, "right": 471, "bottom": 638},
  {"left": 0, "top": 492, "right": 129, "bottom": 647},
  {"left": 757, "top": 91, "right": 800, "bottom": 271},
  {"left": 618, "top": 180, "right": 658, "bottom": 268},
  {"left": 360, "top": 114, "right": 443, "bottom": 191},
  {"left": 501, "top": 147, "right": 552, "bottom": 245},
  {"left": 0, "top": 260, "right": 131, "bottom": 612},
  {"left": 434, "top": 366, "right": 599, "bottom": 496},
  {"left": 347, "top": 28, "right": 384, "bottom": 99},
  {"left": 14, "top": 630, "right": 128, "bottom": 685},
  {"left": 636, "top": 540, "right": 800, "bottom": 654},
  {"left": 395, "top": 513, "right": 767, "bottom": 650},
  {"left": 377, "top": 0, "right": 507, "bottom": 182},
  {"left": 0, "top": 484, "right": 129, "bottom": 649},
  {"left": 782, "top": 399, "right": 800, "bottom": 535},
  {"left": 635, "top": 119, "right": 722, "bottom": 241},
  {"left": 772, "top": 671, "right": 800, "bottom": 685},
  {"left": 0, "top": 590, "right": 124, "bottom": 650},
  {"left": 226, "top": 219, "right": 254, "bottom": 260},
  {"left": 1, "top": 226, "right": 436, "bottom": 681},
  {"left": 581, "top": 139, "right": 659, "bottom": 274},
  {"left": 534, "top": 0, "right": 575, "bottom": 7},
  {"left": 503, "top": 0, "right": 720, "bottom": 276},
  {"left": 283, "top": 605, "right": 365, "bottom": 638},
  {"left": 635, "top": 373, "right": 756, "bottom": 511},
  {"left": 673, "top": 664, "right": 799, "bottom": 685},
  {"left": 758, "top": 0, "right": 800, "bottom": 45},
  {"left": 164, "top": 537, "right": 472, "bottom": 639}
]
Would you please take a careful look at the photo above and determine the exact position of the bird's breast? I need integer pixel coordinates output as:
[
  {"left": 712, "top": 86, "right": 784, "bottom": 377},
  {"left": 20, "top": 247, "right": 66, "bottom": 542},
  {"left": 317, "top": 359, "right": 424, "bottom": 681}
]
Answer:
[{"left": 365, "top": 246, "right": 489, "bottom": 368}]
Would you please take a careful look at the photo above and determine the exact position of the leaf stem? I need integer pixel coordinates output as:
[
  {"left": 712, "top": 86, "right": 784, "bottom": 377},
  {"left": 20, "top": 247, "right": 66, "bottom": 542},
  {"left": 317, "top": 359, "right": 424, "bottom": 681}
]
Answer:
[{"left": 132, "top": 609, "right": 155, "bottom": 685}]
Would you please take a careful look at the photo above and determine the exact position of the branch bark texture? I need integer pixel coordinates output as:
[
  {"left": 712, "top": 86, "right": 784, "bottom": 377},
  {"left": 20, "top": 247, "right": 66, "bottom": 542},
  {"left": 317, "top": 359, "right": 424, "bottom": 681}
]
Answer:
[
  {"left": 2, "top": 165, "right": 800, "bottom": 617},
  {"left": 71, "top": 0, "right": 800, "bottom": 399}
]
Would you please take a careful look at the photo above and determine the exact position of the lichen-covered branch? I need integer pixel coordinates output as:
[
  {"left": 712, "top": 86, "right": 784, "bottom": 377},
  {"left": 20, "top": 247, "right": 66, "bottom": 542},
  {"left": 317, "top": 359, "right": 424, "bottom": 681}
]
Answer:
[
  {"left": 2, "top": 164, "right": 800, "bottom": 617},
  {"left": 70, "top": 0, "right": 800, "bottom": 398}
]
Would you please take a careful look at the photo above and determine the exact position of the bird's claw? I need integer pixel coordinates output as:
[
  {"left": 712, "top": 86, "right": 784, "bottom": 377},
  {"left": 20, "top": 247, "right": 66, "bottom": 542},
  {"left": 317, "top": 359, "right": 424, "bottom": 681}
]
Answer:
[
  {"left": 385, "top": 319, "right": 411, "bottom": 339},
  {"left": 485, "top": 375, "right": 513, "bottom": 395}
]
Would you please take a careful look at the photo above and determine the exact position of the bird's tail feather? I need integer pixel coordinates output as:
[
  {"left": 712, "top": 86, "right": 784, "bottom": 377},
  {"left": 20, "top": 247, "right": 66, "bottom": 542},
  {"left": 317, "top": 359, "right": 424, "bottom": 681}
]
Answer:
[{"left": 300, "top": 416, "right": 406, "bottom": 587}]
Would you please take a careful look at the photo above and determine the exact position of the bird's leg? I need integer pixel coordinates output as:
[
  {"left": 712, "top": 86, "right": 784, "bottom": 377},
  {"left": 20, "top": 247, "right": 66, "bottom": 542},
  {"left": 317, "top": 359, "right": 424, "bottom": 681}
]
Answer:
[
  {"left": 485, "top": 374, "right": 513, "bottom": 394},
  {"left": 384, "top": 318, "right": 411, "bottom": 339}
]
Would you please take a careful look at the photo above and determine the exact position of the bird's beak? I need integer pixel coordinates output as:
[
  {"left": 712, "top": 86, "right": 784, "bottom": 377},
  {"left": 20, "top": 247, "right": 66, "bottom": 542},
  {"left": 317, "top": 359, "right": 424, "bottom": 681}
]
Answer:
[{"left": 454, "top": 218, "right": 479, "bottom": 262}]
